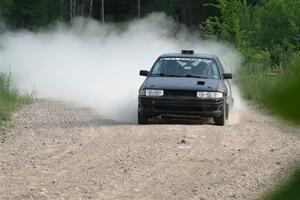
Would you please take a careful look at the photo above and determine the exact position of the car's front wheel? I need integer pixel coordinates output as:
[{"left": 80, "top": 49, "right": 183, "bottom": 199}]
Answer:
[
  {"left": 214, "top": 103, "right": 226, "bottom": 126},
  {"left": 138, "top": 110, "right": 148, "bottom": 124}
]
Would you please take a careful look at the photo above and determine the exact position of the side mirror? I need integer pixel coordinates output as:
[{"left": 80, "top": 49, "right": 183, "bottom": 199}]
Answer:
[
  {"left": 140, "top": 70, "right": 149, "bottom": 76},
  {"left": 223, "top": 73, "right": 232, "bottom": 79}
]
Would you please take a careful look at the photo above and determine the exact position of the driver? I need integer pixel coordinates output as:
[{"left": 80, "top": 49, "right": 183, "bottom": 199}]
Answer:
[{"left": 192, "top": 61, "right": 209, "bottom": 75}]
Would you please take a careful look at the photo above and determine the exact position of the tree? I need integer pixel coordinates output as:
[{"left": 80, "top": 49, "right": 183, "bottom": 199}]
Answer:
[
  {"left": 137, "top": 0, "right": 141, "bottom": 18},
  {"left": 202, "top": 0, "right": 252, "bottom": 47},
  {"left": 70, "top": 0, "right": 73, "bottom": 21},
  {"left": 253, "top": 0, "right": 300, "bottom": 48},
  {"left": 101, "top": 0, "right": 105, "bottom": 23},
  {"left": 0, "top": 0, "right": 62, "bottom": 29}
]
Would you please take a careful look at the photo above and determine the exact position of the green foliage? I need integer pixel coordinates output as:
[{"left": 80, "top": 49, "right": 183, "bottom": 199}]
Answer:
[
  {"left": 0, "top": 0, "right": 62, "bottom": 29},
  {"left": 0, "top": 0, "right": 221, "bottom": 29},
  {"left": 0, "top": 72, "right": 32, "bottom": 125},
  {"left": 202, "top": 0, "right": 300, "bottom": 66},
  {"left": 253, "top": 0, "right": 300, "bottom": 49},
  {"left": 265, "top": 171, "right": 300, "bottom": 200},
  {"left": 202, "top": 0, "right": 252, "bottom": 46},
  {"left": 203, "top": 0, "right": 300, "bottom": 109},
  {"left": 251, "top": 0, "right": 300, "bottom": 65},
  {"left": 218, "top": 0, "right": 245, "bottom": 46},
  {"left": 141, "top": 0, "right": 220, "bottom": 27},
  {"left": 205, "top": 2, "right": 300, "bottom": 199},
  {"left": 265, "top": 53, "right": 300, "bottom": 123},
  {"left": 236, "top": 49, "right": 275, "bottom": 103}
]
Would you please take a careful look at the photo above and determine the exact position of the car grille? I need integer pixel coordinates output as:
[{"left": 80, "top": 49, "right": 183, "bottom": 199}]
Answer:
[
  {"left": 154, "top": 105, "right": 219, "bottom": 112},
  {"left": 164, "top": 90, "right": 197, "bottom": 97}
]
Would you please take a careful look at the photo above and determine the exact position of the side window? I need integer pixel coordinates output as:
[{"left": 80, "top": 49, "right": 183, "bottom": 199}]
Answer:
[
  {"left": 216, "top": 58, "right": 224, "bottom": 74},
  {"left": 151, "top": 59, "right": 163, "bottom": 74},
  {"left": 209, "top": 61, "right": 220, "bottom": 79}
]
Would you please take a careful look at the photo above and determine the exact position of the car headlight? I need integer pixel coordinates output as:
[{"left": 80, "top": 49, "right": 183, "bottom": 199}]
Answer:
[
  {"left": 140, "top": 89, "right": 164, "bottom": 97},
  {"left": 197, "top": 91, "right": 224, "bottom": 99},
  {"left": 139, "top": 89, "right": 146, "bottom": 96}
]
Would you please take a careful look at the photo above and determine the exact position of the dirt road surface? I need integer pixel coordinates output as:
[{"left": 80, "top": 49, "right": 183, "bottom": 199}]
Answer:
[{"left": 1, "top": 99, "right": 300, "bottom": 200}]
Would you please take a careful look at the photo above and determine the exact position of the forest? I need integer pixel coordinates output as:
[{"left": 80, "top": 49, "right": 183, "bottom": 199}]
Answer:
[
  {"left": 0, "top": 0, "right": 260, "bottom": 29},
  {"left": 0, "top": 0, "right": 300, "bottom": 199}
]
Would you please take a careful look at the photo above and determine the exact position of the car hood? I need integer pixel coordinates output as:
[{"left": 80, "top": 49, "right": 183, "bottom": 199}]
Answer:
[{"left": 145, "top": 77, "right": 220, "bottom": 91}]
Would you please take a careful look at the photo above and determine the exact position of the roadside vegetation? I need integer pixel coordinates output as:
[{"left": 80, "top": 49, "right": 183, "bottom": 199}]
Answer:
[
  {"left": 201, "top": 0, "right": 300, "bottom": 199},
  {"left": 202, "top": 0, "right": 300, "bottom": 109},
  {"left": 202, "top": 0, "right": 300, "bottom": 112},
  {"left": 0, "top": 72, "right": 33, "bottom": 135}
]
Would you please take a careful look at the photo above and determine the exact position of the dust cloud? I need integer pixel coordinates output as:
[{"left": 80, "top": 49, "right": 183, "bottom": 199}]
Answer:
[{"left": 0, "top": 13, "right": 244, "bottom": 123}]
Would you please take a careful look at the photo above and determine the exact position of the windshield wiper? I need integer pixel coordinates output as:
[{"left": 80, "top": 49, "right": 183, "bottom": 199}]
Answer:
[
  {"left": 151, "top": 73, "right": 208, "bottom": 78},
  {"left": 185, "top": 74, "right": 208, "bottom": 79}
]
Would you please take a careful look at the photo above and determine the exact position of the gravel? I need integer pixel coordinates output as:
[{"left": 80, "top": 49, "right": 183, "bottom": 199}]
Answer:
[{"left": 0, "top": 99, "right": 300, "bottom": 200}]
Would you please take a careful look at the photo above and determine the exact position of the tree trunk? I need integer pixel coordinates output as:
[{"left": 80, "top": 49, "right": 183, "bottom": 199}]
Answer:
[
  {"left": 137, "top": 0, "right": 141, "bottom": 18},
  {"left": 101, "top": 0, "right": 105, "bottom": 23},
  {"left": 73, "top": 0, "right": 77, "bottom": 17},
  {"left": 89, "top": 0, "right": 93, "bottom": 18},
  {"left": 81, "top": 0, "right": 84, "bottom": 16},
  {"left": 60, "top": 0, "right": 64, "bottom": 20},
  {"left": 70, "top": 0, "right": 73, "bottom": 21}
]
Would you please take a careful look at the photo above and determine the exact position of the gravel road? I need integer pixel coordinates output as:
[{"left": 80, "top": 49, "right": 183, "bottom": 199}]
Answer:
[{"left": 0, "top": 99, "right": 300, "bottom": 200}]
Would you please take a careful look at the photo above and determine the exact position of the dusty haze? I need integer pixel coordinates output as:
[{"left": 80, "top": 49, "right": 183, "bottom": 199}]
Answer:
[{"left": 0, "top": 13, "right": 242, "bottom": 123}]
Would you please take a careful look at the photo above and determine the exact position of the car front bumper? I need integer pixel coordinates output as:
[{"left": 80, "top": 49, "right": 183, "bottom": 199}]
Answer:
[{"left": 138, "top": 96, "right": 225, "bottom": 118}]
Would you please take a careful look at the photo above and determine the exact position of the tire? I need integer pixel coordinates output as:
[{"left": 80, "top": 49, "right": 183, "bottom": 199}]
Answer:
[
  {"left": 225, "top": 103, "right": 229, "bottom": 120},
  {"left": 214, "top": 103, "right": 226, "bottom": 126},
  {"left": 138, "top": 111, "right": 148, "bottom": 124}
]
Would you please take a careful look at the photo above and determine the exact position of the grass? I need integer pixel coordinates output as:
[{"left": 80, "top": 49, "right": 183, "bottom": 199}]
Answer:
[
  {"left": 235, "top": 50, "right": 300, "bottom": 199},
  {"left": 236, "top": 50, "right": 300, "bottom": 124},
  {"left": 0, "top": 71, "right": 33, "bottom": 136},
  {"left": 235, "top": 48, "right": 285, "bottom": 105},
  {"left": 236, "top": 62, "right": 280, "bottom": 104}
]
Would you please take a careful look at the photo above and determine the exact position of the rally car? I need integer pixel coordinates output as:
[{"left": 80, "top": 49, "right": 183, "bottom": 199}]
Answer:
[{"left": 138, "top": 50, "right": 233, "bottom": 126}]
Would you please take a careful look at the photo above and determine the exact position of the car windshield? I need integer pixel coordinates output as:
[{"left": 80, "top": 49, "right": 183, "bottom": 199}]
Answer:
[{"left": 150, "top": 57, "right": 220, "bottom": 79}]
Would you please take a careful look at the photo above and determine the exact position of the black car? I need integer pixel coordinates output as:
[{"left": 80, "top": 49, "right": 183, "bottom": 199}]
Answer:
[{"left": 138, "top": 50, "right": 233, "bottom": 126}]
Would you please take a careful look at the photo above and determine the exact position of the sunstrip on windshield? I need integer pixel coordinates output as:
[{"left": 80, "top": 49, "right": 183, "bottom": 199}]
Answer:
[{"left": 161, "top": 57, "right": 213, "bottom": 63}]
